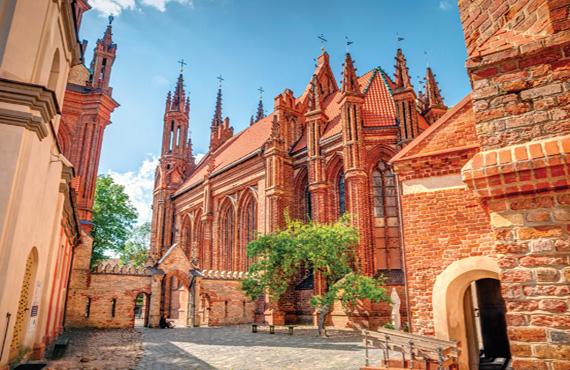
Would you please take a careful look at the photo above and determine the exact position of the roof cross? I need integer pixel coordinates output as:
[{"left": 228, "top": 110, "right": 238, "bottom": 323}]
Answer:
[
  {"left": 178, "top": 59, "right": 187, "bottom": 73},
  {"left": 318, "top": 33, "right": 327, "bottom": 52},
  {"left": 257, "top": 86, "right": 264, "bottom": 98},
  {"left": 217, "top": 75, "right": 224, "bottom": 89},
  {"left": 108, "top": 15, "right": 114, "bottom": 25}
]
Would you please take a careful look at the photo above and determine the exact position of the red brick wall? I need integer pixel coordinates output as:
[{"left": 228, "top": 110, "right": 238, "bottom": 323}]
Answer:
[{"left": 401, "top": 187, "right": 494, "bottom": 334}]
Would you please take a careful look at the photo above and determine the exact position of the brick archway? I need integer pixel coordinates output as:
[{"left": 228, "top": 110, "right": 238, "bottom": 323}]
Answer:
[{"left": 432, "top": 256, "right": 501, "bottom": 370}]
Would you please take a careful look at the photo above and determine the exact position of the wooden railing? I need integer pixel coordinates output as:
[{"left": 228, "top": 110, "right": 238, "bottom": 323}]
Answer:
[{"left": 362, "top": 328, "right": 460, "bottom": 370}]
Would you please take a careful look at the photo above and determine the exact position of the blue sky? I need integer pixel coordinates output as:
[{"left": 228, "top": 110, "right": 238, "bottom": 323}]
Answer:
[{"left": 81, "top": 0, "right": 470, "bottom": 221}]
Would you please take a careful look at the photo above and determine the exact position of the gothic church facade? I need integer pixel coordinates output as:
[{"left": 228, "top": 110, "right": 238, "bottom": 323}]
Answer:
[{"left": 148, "top": 48, "right": 447, "bottom": 327}]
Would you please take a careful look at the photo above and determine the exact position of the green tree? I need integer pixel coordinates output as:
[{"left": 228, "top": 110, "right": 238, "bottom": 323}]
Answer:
[
  {"left": 91, "top": 175, "right": 138, "bottom": 265},
  {"left": 242, "top": 215, "right": 389, "bottom": 336},
  {"left": 120, "top": 221, "right": 151, "bottom": 267}
]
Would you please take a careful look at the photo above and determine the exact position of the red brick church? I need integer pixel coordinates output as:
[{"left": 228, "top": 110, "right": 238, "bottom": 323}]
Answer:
[
  {"left": 62, "top": 1, "right": 569, "bottom": 369},
  {"left": 148, "top": 45, "right": 448, "bottom": 327}
]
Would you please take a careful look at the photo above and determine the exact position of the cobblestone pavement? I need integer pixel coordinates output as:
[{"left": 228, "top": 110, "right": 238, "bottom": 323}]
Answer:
[
  {"left": 46, "top": 328, "right": 143, "bottom": 370},
  {"left": 136, "top": 325, "right": 383, "bottom": 370}
]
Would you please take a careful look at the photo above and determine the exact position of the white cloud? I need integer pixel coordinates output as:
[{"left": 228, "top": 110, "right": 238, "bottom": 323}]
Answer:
[
  {"left": 107, "top": 152, "right": 206, "bottom": 224},
  {"left": 438, "top": 0, "right": 451, "bottom": 10},
  {"left": 108, "top": 155, "right": 158, "bottom": 223},
  {"left": 89, "top": 0, "right": 193, "bottom": 16},
  {"left": 195, "top": 152, "right": 205, "bottom": 163}
]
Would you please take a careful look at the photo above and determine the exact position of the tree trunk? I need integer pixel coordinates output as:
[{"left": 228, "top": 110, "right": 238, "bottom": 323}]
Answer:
[{"left": 317, "top": 303, "right": 331, "bottom": 337}]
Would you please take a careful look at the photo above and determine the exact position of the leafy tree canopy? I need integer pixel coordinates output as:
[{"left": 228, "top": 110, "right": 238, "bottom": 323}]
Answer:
[
  {"left": 91, "top": 175, "right": 138, "bottom": 265},
  {"left": 120, "top": 221, "right": 151, "bottom": 267},
  {"left": 242, "top": 215, "right": 389, "bottom": 335}
]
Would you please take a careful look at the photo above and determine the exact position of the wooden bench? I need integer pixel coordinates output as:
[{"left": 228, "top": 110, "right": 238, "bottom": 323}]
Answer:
[
  {"left": 361, "top": 328, "right": 459, "bottom": 370},
  {"left": 251, "top": 324, "right": 296, "bottom": 335},
  {"left": 51, "top": 336, "right": 70, "bottom": 360}
]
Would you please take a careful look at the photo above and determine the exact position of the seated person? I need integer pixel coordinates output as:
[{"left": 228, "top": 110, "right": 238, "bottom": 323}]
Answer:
[{"left": 159, "top": 313, "right": 174, "bottom": 329}]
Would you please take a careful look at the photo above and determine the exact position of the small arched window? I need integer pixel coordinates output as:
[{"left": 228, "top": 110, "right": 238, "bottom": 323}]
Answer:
[
  {"left": 338, "top": 172, "right": 346, "bottom": 216},
  {"left": 305, "top": 184, "right": 312, "bottom": 221}
]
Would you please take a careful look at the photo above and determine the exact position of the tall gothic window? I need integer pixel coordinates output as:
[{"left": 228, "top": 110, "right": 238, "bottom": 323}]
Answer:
[
  {"left": 371, "top": 160, "right": 402, "bottom": 272},
  {"left": 220, "top": 204, "right": 235, "bottom": 271},
  {"left": 338, "top": 172, "right": 346, "bottom": 216},
  {"left": 372, "top": 161, "right": 398, "bottom": 218},
  {"left": 241, "top": 196, "right": 257, "bottom": 270}
]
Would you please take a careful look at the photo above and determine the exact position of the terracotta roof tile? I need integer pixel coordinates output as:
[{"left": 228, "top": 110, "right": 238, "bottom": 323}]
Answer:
[{"left": 176, "top": 113, "right": 274, "bottom": 193}]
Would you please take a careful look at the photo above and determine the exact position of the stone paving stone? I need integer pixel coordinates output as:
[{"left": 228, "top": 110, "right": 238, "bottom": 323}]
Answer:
[{"left": 136, "top": 325, "right": 383, "bottom": 370}]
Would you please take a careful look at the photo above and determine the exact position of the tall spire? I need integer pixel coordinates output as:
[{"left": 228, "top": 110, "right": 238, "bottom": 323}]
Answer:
[
  {"left": 341, "top": 52, "right": 361, "bottom": 94},
  {"left": 425, "top": 67, "right": 445, "bottom": 108},
  {"left": 394, "top": 48, "right": 412, "bottom": 90},
  {"left": 211, "top": 76, "right": 224, "bottom": 127},
  {"left": 89, "top": 15, "right": 117, "bottom": 94},
  {"left": 171, "top": 73, "right": 186, "bottom": 112},
  {"left": 255, "top": 87, "right": 265, "bottom": 122}
]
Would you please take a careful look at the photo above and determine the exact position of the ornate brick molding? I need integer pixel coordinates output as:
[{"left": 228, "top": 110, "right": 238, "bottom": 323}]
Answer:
[
  {"left": 462, "top": 135, "right": 570, "bottom": 197},
  {"left": 0, "top": 78, "right": 60, "bottom": 139}
]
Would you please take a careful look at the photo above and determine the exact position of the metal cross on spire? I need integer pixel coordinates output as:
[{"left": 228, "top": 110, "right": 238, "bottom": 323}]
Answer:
[
  {"left": 345, "top": 36, "right": 354, "bottom": 53},
  {"left": 178, "top": 59, "right": 187, "bottom": 73},
  {"left": 217, "top": 75, "right": 224, "bottom": 89},
  {"left": 424, "top": 51, "right": 430, "bottom": 67},
  {"left": 318, "top": 33, "right": 327, "bottom": 52},
  {"left": 257, "top": 86, "right": 264, "bottom": 98},
  {"left": 108, "top": 15, "right": 114, "bottom": 25}
]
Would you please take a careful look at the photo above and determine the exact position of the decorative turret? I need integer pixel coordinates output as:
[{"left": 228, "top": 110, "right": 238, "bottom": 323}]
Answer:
[
  {"left": 209, "top": 76, "right": 233, "bottom": 152},
  {"left": 341, "top": 52, "right": 361, "bottom": 95},
  {"left": 89, "top": 16, "right": 117, "bottom": 95},
  {"left": 422, "top": 67, "right": 447, "bottom": 124},
  {"left": 394, "top": 48, "right": 413, "bottom": 91},
  {"left": 391, "top": 48, "right": 420, "bottom": 144}
]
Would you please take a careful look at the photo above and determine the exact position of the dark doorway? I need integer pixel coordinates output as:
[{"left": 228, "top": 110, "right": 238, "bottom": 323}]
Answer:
[{"left": 475, "top": 278, "right": 511, "bottom": 370}]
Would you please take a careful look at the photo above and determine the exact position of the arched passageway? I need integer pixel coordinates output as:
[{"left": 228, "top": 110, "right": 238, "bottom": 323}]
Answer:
[
  {"left": 134, "top": 292, "right": 150, "bottom": 327},
  {"left": 433, "top": 256, "right": 510, "bottom": 370}
]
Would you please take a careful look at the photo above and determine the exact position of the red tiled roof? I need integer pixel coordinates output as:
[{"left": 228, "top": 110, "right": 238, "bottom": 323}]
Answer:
[
  {"left": 176, "top": 113, "right": 274, "bottom": 193},
  {"left": 292, "top": 69, "right": 397, "bottom": 152}
]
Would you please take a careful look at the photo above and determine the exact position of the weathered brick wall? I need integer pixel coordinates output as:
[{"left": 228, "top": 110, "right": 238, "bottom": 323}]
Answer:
[
  {"left": 67, "top": 272, "right": 151, "bottom": 329},
  {"left": 198, "top": 279, "right": 255, "bottom": 326},
  {"left": 458, "top": 0, "right": 570, "bottom": 368}
]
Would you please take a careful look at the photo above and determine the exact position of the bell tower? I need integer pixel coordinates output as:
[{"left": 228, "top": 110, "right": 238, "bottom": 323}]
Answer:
[{"left": 150, "top": 65, "right": 195, "bottom": 259}]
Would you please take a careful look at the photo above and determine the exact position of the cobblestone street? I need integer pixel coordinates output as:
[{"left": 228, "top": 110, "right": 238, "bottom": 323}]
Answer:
[{"left": 45, "top": 326, "right": 382, "bottom": 369}]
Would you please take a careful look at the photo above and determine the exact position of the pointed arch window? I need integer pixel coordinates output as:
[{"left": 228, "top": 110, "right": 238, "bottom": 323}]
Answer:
[
  {"left": 241, "top": 196, "right": 257, "bottom": 270},
  {"left": 220, "top": 204, "right": 235, "bottom": 271},
  {"left": 372, "top": 161, "right": 397, "bottom": 218}
]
